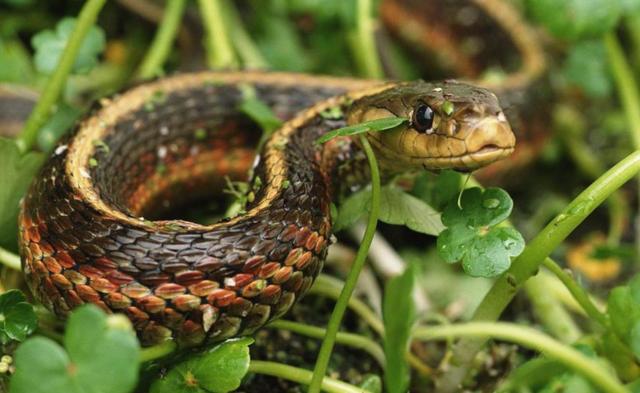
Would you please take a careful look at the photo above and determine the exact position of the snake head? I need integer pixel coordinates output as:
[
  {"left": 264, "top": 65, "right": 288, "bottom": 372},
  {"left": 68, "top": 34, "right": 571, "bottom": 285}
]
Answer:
[{"left": 347, "top": 80, "right": 515, "bottom": 172}]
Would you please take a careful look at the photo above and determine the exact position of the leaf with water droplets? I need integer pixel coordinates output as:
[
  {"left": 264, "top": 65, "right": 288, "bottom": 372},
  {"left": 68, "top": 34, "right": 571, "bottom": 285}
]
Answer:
[{"left": 437, "top": 187, "right": 524, "bottom": 278}]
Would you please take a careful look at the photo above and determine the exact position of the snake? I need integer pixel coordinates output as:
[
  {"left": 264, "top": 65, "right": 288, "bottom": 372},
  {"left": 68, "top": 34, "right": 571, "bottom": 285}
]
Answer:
[{"left": 18, "top": 71, "right": 515, "bottom": 347}]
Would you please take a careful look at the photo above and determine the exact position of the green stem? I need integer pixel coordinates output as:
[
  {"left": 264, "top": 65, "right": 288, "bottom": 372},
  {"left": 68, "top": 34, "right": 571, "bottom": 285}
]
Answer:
[
  {"left": 139, "top": 340, "right": 177, "bottom": 363},
  {"left": 0, "top": 247, "right": 21, "bottom": 271},
  {"left": 438, "top": 150, "right": 640, "bottom": 392},
  {"left": 541, "top": 257, "right": 609, "bottom": 328},
  {"left": 350, "top": 0, "right": 383, "bottom": 78},
  {"left": 197, "top": 0, "right": 238, "bottom": 69},
  {"left": 523, "top": 276, "right": 581, "bottom": 343},
  {"left": 249, "top": 361, "right": 366, "bottom": 393},
  {"left": 219, "top": 0, "right": 268, "bottom": 69},
  {"left": 135, "top": 0, "right": 186, "bottom": 79},
  {"left": 268, "top": 320, "right": 385, "bottom": 367},
  {"left": 310, "top": 274, "right": 384, "bottom": 335},
  {"left": 308, "top": 136, "right": 381, "bottom": 393},
  {"left": 17, "top": 0, "right": 106, "bottom": 152},
  {"left": 605, "top": 32, "right": 640, "bottom": 150},
  {"left": 626, "top": 14, "right": 640, "bottom": 74},
  {"left": 415, "top": 322, "right": 628, "bottom": 393}
]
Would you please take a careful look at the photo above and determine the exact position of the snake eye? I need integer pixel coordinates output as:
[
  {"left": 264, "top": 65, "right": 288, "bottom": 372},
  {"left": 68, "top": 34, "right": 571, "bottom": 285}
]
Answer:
[{"left": 413, "top": 104, "right": 435, "bottom": 132}]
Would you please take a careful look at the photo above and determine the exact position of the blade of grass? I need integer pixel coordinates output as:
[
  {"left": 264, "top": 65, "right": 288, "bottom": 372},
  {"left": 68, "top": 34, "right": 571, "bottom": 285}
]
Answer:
[
  {"left": 17, "top": 0, "right": 107, "bottom": 152},
  {"left": 135, "top": 0, "right": 186, "bottom": 79},
  {"left": 308, "top": 135, "right": 381, "bottom": 393}
]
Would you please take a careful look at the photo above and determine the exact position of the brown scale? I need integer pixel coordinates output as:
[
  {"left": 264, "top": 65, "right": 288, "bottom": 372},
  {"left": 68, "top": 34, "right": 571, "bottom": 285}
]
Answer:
[{"left": 19, "top": 72, "right": 374, "bottom": 347}]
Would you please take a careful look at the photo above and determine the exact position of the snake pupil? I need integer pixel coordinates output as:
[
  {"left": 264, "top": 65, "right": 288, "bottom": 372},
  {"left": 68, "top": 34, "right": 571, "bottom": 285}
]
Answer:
[{"left": 413, "top": 104, "right": 435, "bottom": 132}]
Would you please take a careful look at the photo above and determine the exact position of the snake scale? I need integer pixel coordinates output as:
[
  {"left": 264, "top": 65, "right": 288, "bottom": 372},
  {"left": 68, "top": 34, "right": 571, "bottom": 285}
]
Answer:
[{"left": 18, "top": 71, "right": 514, "bottom": 346}]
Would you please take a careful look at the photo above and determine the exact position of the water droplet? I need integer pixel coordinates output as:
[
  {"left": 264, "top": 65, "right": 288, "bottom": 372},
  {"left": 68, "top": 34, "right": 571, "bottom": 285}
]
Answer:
[
  {"left": 503, "top": 239, "right": 516, "bottom": 249},
  {"left": 568, "top": 200, "right": 591, "bottom": 215},
  {"left": 483, "top": 198, "right": 500, "bottom": 209},
  {"left": 553, "top": 213, "right": 568, "bottom": 225}
]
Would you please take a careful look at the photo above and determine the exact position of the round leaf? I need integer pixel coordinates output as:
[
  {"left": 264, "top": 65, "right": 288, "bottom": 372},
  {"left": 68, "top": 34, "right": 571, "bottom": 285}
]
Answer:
[
  {"left": 3, "top": 302, "right": 37, "bottom": 342},
  {"left": 151, "top": 337, "right": 253, "bottom": 393},
  {"left": 9, "top": 305, "right": 140, "bottom": 393},
  {"left": 31, "top": 17, "right": 105, "bottom": 75}
]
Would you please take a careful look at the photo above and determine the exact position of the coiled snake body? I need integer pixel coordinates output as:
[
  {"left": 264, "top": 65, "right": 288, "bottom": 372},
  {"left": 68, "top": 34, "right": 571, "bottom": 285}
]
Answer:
[{"left": 19, "top": 71, "right": 514, "bottom": 346}]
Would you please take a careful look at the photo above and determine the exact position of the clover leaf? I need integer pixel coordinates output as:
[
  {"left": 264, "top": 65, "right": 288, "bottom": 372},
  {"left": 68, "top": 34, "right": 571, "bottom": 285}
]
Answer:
[
  {"left": 437, "top": 187, "right": 524, "bottom": 277},
  {"left": 10, "top": 305, "right": 140, "bottom": 393},
  {"left": 0, "top": 138, "right": 43, "bottom": 249},
  {"left": 31, "top": 17, "right": 106, "bottom": 75},
  {"left": 150, "top": 337, "right": 253, "bottom": 393},
  {"left": 0, "top": 290, "right": 36, "bottom": 344}
]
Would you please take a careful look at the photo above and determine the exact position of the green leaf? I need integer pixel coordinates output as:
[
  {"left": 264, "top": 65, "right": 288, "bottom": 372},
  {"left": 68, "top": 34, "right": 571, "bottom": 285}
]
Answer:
[
  {"left": 383, "top": 264, "right": 417, "bottom": 393},
  {"left": 358, "top": 374, "right": 382, "bottom": 393},
  {"left": 334, "top": 185, "right": 443, "bottom": 235},
  {"left": 437, "top": 187, "right": 525, "bottom": 277},
  {"left": 441, "top": 188, "right": 513, "bottom": 228},
  {"left": 411, "top": 170, "right": 462, "bottom": 211},
  {"left": 334, "top": 187, "right": 370, "bottom": 231},
  {"left": 607, "top": 286, "right": 640, "bottom": 344},
  {"left": 238, "top": 85, "right": 282, "bottom": 135},
  {"left": 0, "top": 138, "right": 43, "bottom": 249},
  {"left": 10, "top": 305, "right": 140, "bottom": 393},
  {"left": 31, "top": 17, "right": 106, "bottom": 75},
  {"left": 316, "top": 117, "right": 407, "bottom": 144},
  {"left": 37, "top": 103, "right": 82, "bottom": 152},
  {"left": 629, "top": 275, "right": 640, "bottom": 304},
  {"left": 631, "top": 321, "right": 640, "bottom": 360},
  {"left": 151, "top": 337, "right": 253, "bottom": 393},
  {"left": 0, "top": 290, "right": 36, "bottom": 343},
  {"left": 379, "top": 185, "right": 444, "bottom": 236},
  {"left": 562, "top": 41, "right": 611, "bottom": 98},
  {"left": 528, "top": 0, "right": 621, "bottom": 40},
  {"left": 0, "top": 39, "right": 35, "bottom": 83}
]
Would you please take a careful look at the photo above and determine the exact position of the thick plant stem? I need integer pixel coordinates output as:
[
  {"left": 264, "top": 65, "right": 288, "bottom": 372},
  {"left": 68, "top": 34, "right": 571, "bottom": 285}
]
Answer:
[
  {"left": 308, "top": 136, "right": 381, "bottom": 393},
  {"left": 523, "top": 276, "right": 581, "bottom": 343},
  {"left": 415, "top": 323, "right": 627, "bottom": 393},
  {"left": 605, "top": 33, "right": 640, "bottom": 149},
  {"left": 541, "top": 258, "right": 608, "bottom": 328},
  {"left": 250, "top": 361, "right": 366, "bottom": 393},
  {"left": 268, "top": 320, "right": 385, "bottom": 367},
  {"left": 0, "top": 247, "right": 20, "bottom": 271},
  {"left": 604, "top": 33, "right": 640, "bottom": 258},
  {"left": 135, "top": 0, "right": 186, "bottom": 79},
  {"left": 437, "top": 150, "right": 640, "bottom": 392},
  {"left": 197, "top": 0, "right": 237, "bottom": 68},
  {"left": 351, "top": 0, "right": 383, "bottom": 78},
  {"left": 17, "top": 0, "right": 106, "bottom": 152},
  {"left": 219, "top": 0, "right": 267, "bottom": 69}
]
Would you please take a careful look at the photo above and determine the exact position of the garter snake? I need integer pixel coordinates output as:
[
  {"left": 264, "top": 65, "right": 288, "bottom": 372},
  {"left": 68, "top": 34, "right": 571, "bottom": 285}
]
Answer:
[{"left": 18, "top": 71, "right": 514, "bottom": 346}]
